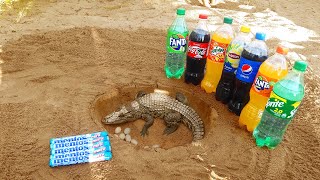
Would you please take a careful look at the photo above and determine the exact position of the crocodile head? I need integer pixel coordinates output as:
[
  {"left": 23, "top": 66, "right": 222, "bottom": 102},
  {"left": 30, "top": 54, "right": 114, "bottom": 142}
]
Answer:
[{"left": 104, "top": 101, "right": 140, "bottom": 124}]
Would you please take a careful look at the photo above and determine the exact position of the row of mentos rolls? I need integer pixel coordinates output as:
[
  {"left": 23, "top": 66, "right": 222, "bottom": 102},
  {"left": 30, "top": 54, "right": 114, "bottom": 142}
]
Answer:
[{"left": 164, "top": 8, "right": 308, "bottom": 149}]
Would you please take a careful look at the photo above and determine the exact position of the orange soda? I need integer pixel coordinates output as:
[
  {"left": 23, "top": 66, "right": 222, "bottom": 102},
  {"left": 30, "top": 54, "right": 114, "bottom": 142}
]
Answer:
[
  {"left": 201, "top": 17, "right": 234, "bottom": 93},
  {"left": 239, "top": 46, "right": 289, "bottom": 131}
]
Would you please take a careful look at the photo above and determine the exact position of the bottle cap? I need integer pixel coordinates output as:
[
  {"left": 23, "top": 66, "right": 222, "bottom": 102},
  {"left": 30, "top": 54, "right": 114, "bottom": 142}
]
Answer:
[
  {"left": 177, "top": 8, "right": 185, "bottom": 15},
  {"left": 199, "top": 14, "right": 208, "bottom": 19},
  {"left": 276, "top": 46, "right": 289, "bottom": 55},
  {"left": 293, "top": 60, "right": 308, "bottom": 72},
  {"left": 240, "top": 25, "right": 250, "bottom": 33},
  {"left": 223, "top": 17, "right": 233, "bottom": 24},
  {"left": 255, "top": 32, "right": 266, "bottom": 41}
]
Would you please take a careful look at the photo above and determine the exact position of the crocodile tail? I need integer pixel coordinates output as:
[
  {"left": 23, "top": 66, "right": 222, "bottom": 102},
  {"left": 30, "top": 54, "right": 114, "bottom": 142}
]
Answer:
[{"left": 176, "top": 105, "right": 205, "bottom": 141}]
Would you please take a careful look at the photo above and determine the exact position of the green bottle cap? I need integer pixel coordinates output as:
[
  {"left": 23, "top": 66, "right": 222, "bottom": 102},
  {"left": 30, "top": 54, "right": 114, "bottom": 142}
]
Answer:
[
  {"left": 223, "top": 17, "right": 233, "bottom": 24},
  {"left": 177, "top": 8, "right": 185, "bottom": 15},
  {"left": 293, "top": 60, "right": 308, "bottom": 72}
]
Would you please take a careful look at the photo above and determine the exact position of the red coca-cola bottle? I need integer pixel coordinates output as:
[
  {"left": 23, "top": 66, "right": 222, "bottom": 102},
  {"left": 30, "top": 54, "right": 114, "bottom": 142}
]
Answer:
[{"left": 184, "top": 14, "right": 210, "bottom": 85}]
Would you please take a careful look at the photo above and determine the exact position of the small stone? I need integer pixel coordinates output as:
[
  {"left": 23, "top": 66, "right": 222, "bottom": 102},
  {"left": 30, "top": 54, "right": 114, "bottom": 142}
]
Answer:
[
  {"left": 125, "top": 134, "right": 131, "bottom": 142},
  {"left": 124, "top": 128, "right": 131, "bottom": 135},
  {"left": 152, "top": 144, "right": 160, "bottom": 149},
  {"left": 119, "top": 133, "right": 125, "bottom": 140},
  {"left": 115, "top": 127, "right": 121, "bottom": 134},
  {"left": 131, "top": 139, "right": 138, "bottom": 145}
]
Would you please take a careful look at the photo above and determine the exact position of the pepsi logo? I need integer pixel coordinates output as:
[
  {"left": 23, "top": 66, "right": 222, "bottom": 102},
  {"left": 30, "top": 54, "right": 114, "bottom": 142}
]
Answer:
[{"left": 241, "top": 64, "right": 253, "bottom": 75}]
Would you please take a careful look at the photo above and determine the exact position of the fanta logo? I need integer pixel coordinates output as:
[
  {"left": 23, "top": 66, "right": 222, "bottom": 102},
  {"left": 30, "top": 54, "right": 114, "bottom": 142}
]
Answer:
[
  {"left": 254, "top": 76, "right": 270, "bottom": 91},
  {"left": 169, "top": 34, "right": 186, "bottom": 51},
  {"left": 228, "top": 53, "right": 240, "bottom": 59},
  {"left": 241, "top": 64, "right": 252, "bottom": 75}
]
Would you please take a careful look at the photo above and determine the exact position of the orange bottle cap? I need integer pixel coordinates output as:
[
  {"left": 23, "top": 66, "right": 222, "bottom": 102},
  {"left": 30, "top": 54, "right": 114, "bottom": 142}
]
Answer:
[{"left": 276, "top": 46, "right": 289, "bottom": 55}]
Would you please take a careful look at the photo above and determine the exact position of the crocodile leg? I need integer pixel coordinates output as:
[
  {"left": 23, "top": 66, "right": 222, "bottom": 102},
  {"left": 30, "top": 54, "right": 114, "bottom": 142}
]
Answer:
[
  {"left": 163, "top": 112, "right": 182, "bottom": 135},
  {"left": 176, "top": 92, "right": 188, "bottom": 105},
  {"left": 136, "top": 91, "right": 147, "bottom": 99},
  {"left": 140, "top": 114, "right": 154, "bottom": 137}
]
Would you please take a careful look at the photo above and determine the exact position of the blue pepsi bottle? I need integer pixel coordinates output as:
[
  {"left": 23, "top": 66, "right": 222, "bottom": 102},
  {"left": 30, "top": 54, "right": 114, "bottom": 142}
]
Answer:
[{"left": 228, "top": 32, "right": 268, "bottom": 115}]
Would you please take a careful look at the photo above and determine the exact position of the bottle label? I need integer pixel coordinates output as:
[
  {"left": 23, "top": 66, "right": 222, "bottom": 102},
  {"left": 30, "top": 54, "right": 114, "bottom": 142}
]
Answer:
[
  {"left": 236, "top": 57, "right": 262, "bottom": 83},
  {"left": 207, "top": 40, "right": 229, "bottom": 62},
  {"left": 187, "top": 41, "right": 209, "bottom": 58},
  {"left": 252, "top": 71, "right": 277, "bottom": 97},
  {"left": 167, "top": 32, "right": 188, "bottom": 53},
  {"left": 223, "top": 43, "right": 243, "bottom": 73},
  {"left": 265, "top": 92, "right": 301, "bottom": 120}
]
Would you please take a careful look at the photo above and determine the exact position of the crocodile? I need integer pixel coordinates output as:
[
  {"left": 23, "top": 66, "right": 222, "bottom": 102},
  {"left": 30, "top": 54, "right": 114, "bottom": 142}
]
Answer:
[{"left": 103, "top": 91, "right": 205, "bottom": 141}]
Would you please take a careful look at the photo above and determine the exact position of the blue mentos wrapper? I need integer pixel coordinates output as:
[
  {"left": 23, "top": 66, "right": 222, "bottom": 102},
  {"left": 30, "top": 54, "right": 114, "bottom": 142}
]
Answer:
[
  {"left": 49, "top": 151, "right": 112, "bottom": 167},
  {"left": 50, "top": 136, "right": 109, "bottom": 150},
  {"left": 50, "top": 131, "right": 108, "bottom": 145},
  {"left": 51, "top": 141, "right": 111, "bottom": 155}
]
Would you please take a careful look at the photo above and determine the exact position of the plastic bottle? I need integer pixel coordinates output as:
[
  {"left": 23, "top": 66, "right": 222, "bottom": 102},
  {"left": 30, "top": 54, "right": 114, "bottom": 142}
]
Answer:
[
  {"left": 239, "top": 46, "right": 289, "bottom": 132},
  {"left": 228, "top": 32, "right": 268, "bottom": 115},
  {"left": 165, "top": 8, "right": 189, "bottom": 79},
  {"left": 201, "top": 17, "right": 234, "bottom": 93},
  {"left": 253, "top": 60, "right": 308, "bottom": 149},
  {"left": 215, "top": 25, "right": 252, "bottom": 103},
  {"left": 185, "top": 14, "right": 210, "bottom": 85}
]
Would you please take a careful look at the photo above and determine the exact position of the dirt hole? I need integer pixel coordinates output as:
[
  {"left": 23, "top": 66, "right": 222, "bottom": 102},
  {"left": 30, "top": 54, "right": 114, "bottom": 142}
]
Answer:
[{"left": 91, "top": 85, "right": 217, "bottom": 149}]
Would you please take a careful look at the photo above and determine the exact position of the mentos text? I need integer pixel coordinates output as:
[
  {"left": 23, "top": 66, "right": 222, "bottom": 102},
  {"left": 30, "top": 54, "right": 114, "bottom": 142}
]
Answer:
[
  {"left": 52, "top": 133, "right": 106, "bottom": 144},
  {"left": 51, "top": 138, "right": 106, "bottom": 149},
  {"left": 50, "top": 152, "right": 109, "bottom": 167},
  {"left": 51, "top": 145, "right": 110, "bottom": 154}
]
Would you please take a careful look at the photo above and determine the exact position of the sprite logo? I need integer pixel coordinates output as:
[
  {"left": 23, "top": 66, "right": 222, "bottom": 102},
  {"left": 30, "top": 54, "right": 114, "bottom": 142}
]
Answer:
[
  {"left": 254, "top": 76, "right": 270, "bottom": 91},
  {"left": 266, "top": 99, "right": 285, "bottom": 108},
  {"left": 265, "top": 92, "right": 301, "bottom": 120},
  {"left": 169, "top": 34, "right": 186, "bottom": 51}
]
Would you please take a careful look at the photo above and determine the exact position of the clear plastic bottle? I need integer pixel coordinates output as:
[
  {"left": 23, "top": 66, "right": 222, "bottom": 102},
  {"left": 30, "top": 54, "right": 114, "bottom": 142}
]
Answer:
[
  {"left": 184, "top": 14, "right": 210, "bottom": 85},
  {"left": 201, "top": 17, "right": 234, "bottom": 93},
  {"left": 215, "top": 25, "right": 252, "bottom": 103},
  {"left": 228, "top": 32, "right": 268, "bottom": 115},
  {"left": 239, "top": 46, "right": 289, "bottom": 132},
  {"left": 253, "top": 60, "right": 307, "bottom": 149},
  {"left": 165, "top": 8, "right": 189, "bottom": 79}
]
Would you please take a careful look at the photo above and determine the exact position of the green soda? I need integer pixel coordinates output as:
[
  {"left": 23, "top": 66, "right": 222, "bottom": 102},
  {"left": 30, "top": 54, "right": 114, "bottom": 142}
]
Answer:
[
  {"left": 253, "top": 60, "right": 308, "bottom": 149},
  {"left": 164, "top": 8, "right": 189, "bottom": 79}
]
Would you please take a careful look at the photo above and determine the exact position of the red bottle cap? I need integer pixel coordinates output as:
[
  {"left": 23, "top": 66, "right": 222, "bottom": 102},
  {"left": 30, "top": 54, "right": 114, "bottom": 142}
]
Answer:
[
  {"left": 276, "top": 46, "right": 289, "bottom": 55},
  {"left": 199, "top": 14, "right": 208, "bottom": 19}
]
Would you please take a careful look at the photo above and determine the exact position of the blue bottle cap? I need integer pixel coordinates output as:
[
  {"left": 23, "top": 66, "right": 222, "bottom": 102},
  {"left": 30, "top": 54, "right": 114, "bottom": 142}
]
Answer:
[{"left": 255, "top": 32, "right": 266, "bottom": 41}]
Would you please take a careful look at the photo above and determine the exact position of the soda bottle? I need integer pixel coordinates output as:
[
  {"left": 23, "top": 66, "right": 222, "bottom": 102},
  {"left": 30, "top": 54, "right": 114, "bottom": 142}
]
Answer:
[
  {"left": 239, "top": 46, "right": 289, "bottom": 132},
  {"left": 253, "top": 60, "right": 308, "bottom": 149},
  {"left": 185, "top": 14, "right": 210, "bottom": 85},
  {"left": 165, "top": 8, "right": 189, "bottom": 79},
  {"left": 201, "top": 17, "right": 234, "bottom": 93},
  {"left": 215, "top": 25, "right": 252, "bottom": 103},
  {"left": 228, "top": 32, "right": 268, "bottom": 115}
]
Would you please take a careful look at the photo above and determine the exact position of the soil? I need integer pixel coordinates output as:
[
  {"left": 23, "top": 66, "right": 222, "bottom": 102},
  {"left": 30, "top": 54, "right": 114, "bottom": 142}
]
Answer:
[{"left": 0, "top": 0, "right": 319, "bottom": 180}]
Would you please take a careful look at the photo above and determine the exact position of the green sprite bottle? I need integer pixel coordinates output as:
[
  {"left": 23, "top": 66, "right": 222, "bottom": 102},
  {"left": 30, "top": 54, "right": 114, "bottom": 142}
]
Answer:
[
  {"left": 253, "top": 60, "right": 308, "bottom": 149},
  {"left": 164, "top": 8, "right": 189, "bottom": 79}
]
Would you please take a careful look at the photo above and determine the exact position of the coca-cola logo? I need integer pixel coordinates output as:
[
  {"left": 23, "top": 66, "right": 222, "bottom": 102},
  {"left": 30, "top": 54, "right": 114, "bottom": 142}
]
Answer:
[
  {"left": 188, "top": 46, "right": 207, "bottom": 56},
  {"left": 228, "top": 53, "right": 240, "bottom": 59}
]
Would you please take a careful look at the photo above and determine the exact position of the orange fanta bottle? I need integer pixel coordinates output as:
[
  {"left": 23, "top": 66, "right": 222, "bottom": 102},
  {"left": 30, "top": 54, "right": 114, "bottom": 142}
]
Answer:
[
  {"left": 239, "top": 46, "right": 289, "bottom": 132},
  {"left": 201, "top": 17, "right": 234, "bottom": 93}
]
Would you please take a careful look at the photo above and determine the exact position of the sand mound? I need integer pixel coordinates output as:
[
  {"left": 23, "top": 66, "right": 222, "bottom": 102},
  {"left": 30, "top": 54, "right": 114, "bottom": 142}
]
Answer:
[{"left": 0, "top": 27, "right": 319, "bottom": 179}]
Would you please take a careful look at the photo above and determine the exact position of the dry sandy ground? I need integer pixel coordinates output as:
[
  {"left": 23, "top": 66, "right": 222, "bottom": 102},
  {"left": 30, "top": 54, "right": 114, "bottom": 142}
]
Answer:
[{"left": 0, "top": 0, "right": 319, "bottom": 179}]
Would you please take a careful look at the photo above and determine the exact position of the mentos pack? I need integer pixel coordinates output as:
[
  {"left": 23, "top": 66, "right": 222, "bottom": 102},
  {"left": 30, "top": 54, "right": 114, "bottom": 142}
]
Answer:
[{"left": 49, "top": 131, "right": 112, "bottom": 167}]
